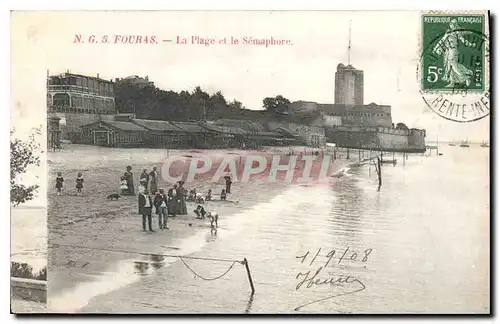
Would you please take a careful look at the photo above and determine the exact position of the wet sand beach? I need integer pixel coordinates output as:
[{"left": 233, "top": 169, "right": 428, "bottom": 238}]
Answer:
[
  {"left": 47, "top": 145, "right": 340, "bottom": 312},
  {"left": 48, "top": 145, "right": 489, "bottom": 314}
]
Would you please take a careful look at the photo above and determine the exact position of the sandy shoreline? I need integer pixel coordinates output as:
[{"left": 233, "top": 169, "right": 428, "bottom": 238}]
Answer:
[
  {"left": 47, "top": 146, "right": 310, "bottom": 310},
  {"left": 48, "top": 181, "right": 291, "bottom": 310},
  {"left": 47, "top": 145, "right": 354, "bottom": 312}
]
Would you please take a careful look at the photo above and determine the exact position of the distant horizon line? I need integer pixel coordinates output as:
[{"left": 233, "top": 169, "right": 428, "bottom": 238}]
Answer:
[{"left": 427, "top": 140, "right": 489, "bottom": 144}]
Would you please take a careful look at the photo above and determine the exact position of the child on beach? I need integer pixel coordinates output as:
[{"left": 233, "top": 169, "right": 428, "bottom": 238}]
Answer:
[
  {"left": 220, "top": 189, "right": 227, "bottom": 201},
  {"left": 119, "top": 176, "right": 128, "bottom": 195},
  {"left": 205, "top": 189, "right": 212, "bottom": 201},
  {"left": 55, "top": 172, "right": 64, "bottom": 196},
  {"left": 194, "top": 205, "right": 207, "bottom": 219},
  {"left": 75, "top": 172, "right": 84, "bottom": 196}
]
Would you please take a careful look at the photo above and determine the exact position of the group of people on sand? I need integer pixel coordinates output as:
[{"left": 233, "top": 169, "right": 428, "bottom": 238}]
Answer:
[
  {"left": 137, "top": 179, "right": 229, "bottom": 232},
  {"left": 54, "top": 172, "right": 84, "bottom": 196},
  {"left": 54, "top": 165, "right": 231, "bottom": 233},
  {"left": 120, "top": 166, "right": 161, "bottom": 196}
]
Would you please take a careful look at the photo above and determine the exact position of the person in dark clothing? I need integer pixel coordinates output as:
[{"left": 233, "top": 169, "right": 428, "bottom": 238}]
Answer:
[
  {"left": 167, "top": 185, "right": 177, "bottom": 217},
  {"left": 194, "top": 205, "right": 207, "bottom": 219},
  {"left": 125, "top": 166, "right": 135, "bottom": 196},
  {"left": 176, "top": 181, "right": 187, "bottom": 215},
  {"left": 224, "top": 176, "right": 232, "bottom": 194},
  {"left": 154, "top": 189, "right": 169, "bottom": 229},
  {"left": 55, "top": 172, "right": 64, "bottom": 196},
  {"left": 149, "top": 167, "right": 159, "bottom": 194},
  {"left": 75, "top": 172, "right": 84, "bottom": 196},
  {"left": 188, "top": 189, "right": 197, "bottom": 201},
  {"left": 205, "top": 189, "right": 213, "bottom": 201},
  {"left": 140, "top": 169, "right": 150, "bottom": 191},
  {"left": 138, "top": 187, "right": 154, "bottom": 232},
  {"left": 220, "top": 189, "right": 227, "bottom": 200}
]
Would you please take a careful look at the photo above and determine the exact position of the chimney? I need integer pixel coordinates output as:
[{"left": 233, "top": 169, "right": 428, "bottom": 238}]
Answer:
[{"left": 97, "top": 73, "right": 100, "bottom": 78}]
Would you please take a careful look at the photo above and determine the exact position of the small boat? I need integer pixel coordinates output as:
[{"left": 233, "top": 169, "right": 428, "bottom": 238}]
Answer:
[
  {"left": 448, "top": 141, "right": 456, "bottom": 146},
  {"left": 460, "top": 140, "right": 470, "bottom": 148},
  {"left": 381, "top": 159, "right": 397, "bottom": 165},
  {"left": 480, "top": 141, "right": 490, "bottom": 148}
]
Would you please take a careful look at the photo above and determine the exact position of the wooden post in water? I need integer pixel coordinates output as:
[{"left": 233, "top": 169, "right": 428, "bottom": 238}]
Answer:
[
  {"left": 377, "top": 156, "right": 382, "bottom": 189},
  {"left": 243, "top": 258, "right": 255, "bottom": 294}
]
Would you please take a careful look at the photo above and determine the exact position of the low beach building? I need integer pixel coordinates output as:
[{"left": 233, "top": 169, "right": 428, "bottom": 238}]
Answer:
[
  {"left": 169, "top": 121, "right": 215, "bottom": 148},
  {"left": 130, "top": 119, "right": 187, "bottom": 148},
  {"left": 79, "top": 116, "right": 302, "bottom": 148},
  {"left": 80, "top": 120, "right": 147, "bottom": 147},
  {"left": 200, "top": 123, "right": 250, "bottom": 148}
]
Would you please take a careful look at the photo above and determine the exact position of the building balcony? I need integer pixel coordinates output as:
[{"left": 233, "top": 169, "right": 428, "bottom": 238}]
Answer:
[
  {"left": 47, "top": 85, "right": 114, "bottom": 98},
  {"left": 47, "top": 105, "right": 116, "bottom": 115}
]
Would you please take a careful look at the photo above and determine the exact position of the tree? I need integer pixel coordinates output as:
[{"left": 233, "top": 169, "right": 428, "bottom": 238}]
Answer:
[
  {"left": 262, "top": 95, "right": 291, "bottom": 115},
  {"left": 228, "top": 99, "right": 243, "bottom": 111},
  {"left": 11, "top": 127, "right": 42, "bottom": 206}
]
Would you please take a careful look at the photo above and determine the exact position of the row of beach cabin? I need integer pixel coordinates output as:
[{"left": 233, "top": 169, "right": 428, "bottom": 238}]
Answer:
[{"left": 78, "top": 115, "right": 302, "bottom": 149}]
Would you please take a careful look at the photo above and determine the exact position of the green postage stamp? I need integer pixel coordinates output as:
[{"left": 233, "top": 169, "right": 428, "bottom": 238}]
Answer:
[{"left": 420, "top": 11, "right": 490, "bottom": 122}]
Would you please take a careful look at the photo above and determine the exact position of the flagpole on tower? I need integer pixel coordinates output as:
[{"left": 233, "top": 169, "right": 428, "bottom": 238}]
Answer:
[{"left": 348, "top": 20, "right": 352, "bottom": 65}]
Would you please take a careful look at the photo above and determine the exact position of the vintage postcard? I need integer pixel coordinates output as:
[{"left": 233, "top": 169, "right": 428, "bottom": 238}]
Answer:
[{"left": 10, "top": 10, "right": 490, "bottom": 314}]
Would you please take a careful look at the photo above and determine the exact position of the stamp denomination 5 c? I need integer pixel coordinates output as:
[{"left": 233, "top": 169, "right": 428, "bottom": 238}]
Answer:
[{"left": 419, "top": 11, "right": 490, "bottom": 123}]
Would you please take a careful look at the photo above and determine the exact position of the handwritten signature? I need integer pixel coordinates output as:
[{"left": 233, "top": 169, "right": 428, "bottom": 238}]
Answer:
[
  {"left": 293, "top": 247, "right": 373, "bottom": 311},
  {"left": 294, "top": 265, "right": 366, "bottom": 311}
]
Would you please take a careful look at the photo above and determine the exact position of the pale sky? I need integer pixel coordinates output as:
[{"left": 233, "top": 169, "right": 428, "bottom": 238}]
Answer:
[{"left": 10, "top": 11, "right": 490, "bottom": 206}]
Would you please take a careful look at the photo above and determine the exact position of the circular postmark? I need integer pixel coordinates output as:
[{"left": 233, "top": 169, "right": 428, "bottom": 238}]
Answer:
[{"left": 418, "top": 19, "right": 490, "bottom": 123}]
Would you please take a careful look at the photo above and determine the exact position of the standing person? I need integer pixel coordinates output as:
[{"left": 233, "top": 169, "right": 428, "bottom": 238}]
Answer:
[
  {"left": 125, "top": 166, "right": 135, "bottom": 196},
  {"left": 149, "top": 167, "right": 159, "bottom": 194},
  {"left": 138, "top": 187, "right": 154, "bottom": 232},
  {"left": 177, "top": 181, "right": 187, "bottom": 215},
  {"left": 75, "top": 172, "right": 84, "bottom": 196},
  {"left": 119, "top": 176, "right": 128, "bottom": 195},
  {"left": 140, "top": 169, "right": 150, "bottom": 191},
  {"left": 140, "top": 169, "right": 150, "bottom": 192},
  {"left": 138, "top": 179, "right": 148, "bottom": 195},
  {"left": 167, "top": 184, "right": 177, "bottom": 217},
  {"left": 154, "top": 189, "right": 169, "bottom": 229},
  {"left": 224, "top": 176, "right": 232, "bottom": 194},
  {"left": 55, "top": 172, "right": 64, "bottom": 196}
]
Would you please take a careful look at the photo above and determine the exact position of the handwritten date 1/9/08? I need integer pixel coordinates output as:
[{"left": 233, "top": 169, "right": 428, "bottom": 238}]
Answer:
[{"left": 296, "top": 247, "right": 373, "bottom": 267}]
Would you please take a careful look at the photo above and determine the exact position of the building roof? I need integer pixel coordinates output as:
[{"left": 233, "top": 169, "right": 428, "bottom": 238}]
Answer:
[
  {"left": 47, "top": 114, "right": 61, "bottom": 121},
  {"left": 215, "top": 119, "right": 267, "bottom": 132},
  {"left": 49, "top": 72, "right": 114, "bottom": 84},
  {"left": 274, "top": 126, "right": 300, "bottom": 137},
  {"left": 132, "top": 119, "right": 183, "bottom": 132},
  {"left": 81, "top": 120, "right": 147, "bottom": 131},
  {"left": 255, "top": 131, "right": 282, "bottom": 137},
  {"left": 169, "top": 121, "right": 206, "bottom": 133},
  {"left": 201, "top": 123, "right": 248, "bottom": 135}
]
